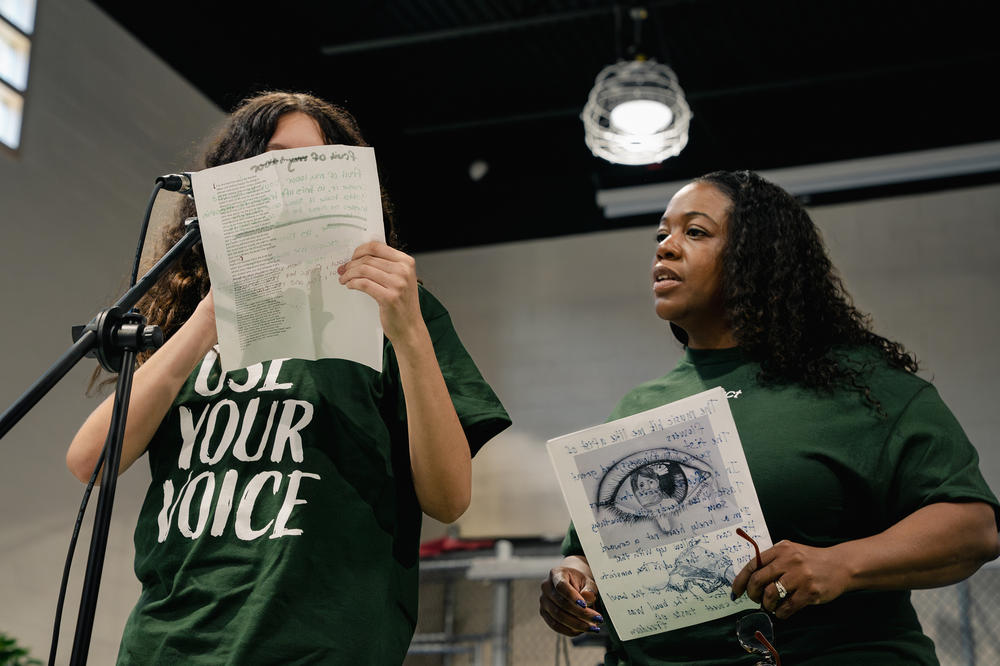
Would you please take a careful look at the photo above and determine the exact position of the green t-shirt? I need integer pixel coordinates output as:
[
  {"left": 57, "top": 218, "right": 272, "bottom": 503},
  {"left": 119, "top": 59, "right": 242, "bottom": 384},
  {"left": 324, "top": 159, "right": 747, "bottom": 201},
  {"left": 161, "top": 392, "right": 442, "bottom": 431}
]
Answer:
[
  {"left": 118, "top": 287, "right": 510, "bottom": 665},
  {"left": 564, "top": 346, "right": 998, "bottom": 666}
]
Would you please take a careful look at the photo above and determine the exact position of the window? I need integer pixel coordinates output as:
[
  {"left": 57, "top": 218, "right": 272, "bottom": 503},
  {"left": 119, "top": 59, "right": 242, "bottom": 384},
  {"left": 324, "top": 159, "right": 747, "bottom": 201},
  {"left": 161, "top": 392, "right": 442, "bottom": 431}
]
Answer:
[
  {"left": 0, "top": 82, "right": 22, "bottom": 148},
  {"left": 0, "top": 0, "right": 35, "bottom": 151},
  {"left": 0, "top": 0, "right": 35, "bottom": 33}
]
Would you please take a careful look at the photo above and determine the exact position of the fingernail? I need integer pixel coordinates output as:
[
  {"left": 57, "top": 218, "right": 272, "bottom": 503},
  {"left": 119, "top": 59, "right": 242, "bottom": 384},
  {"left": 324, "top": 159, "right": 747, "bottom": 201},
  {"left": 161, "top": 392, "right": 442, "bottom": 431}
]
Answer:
[
  {"left": 730, "top": 591, "right": 737, "bottom": 601},
  {"left": 576, "top": 599, "right": 587, "bottom": 608},
  {"left": 593, "top": 614, "right": 604, "bottom": 624},
  {"left": 337, "top": 264, "right": 346, "bottom": 274},
  {"left": 589, "top": 625, "right": 601, "bottom": 633}
]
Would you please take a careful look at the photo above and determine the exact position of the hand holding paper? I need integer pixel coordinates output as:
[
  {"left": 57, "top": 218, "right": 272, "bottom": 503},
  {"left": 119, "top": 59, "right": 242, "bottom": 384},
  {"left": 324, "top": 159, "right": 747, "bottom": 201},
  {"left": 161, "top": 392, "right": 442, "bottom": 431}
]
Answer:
[
  {"left": 539, "top": 556, "right": 603, "bottom": 636},
  {"left": 193, "top": 290, "right": 218, "bottom": 333},
  {"left": 337, "top": 241, "right": 424, "bottom": 347}
]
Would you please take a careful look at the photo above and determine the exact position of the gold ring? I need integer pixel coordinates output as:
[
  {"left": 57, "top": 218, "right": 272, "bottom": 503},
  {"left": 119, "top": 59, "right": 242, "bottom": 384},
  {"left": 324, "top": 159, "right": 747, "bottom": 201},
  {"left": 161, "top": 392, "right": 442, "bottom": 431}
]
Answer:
[{"left": 774, "top": 580, "right": 788, "bottom": 599}]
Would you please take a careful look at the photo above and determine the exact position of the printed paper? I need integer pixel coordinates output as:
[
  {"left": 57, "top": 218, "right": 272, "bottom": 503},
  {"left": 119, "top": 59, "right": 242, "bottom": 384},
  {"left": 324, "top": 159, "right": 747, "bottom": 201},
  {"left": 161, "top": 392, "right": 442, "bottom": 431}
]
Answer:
[
  {"left": 547, "top": 387, "right": 771, "bottom": 640},
  {"left": 191, "top": 145, "right": 385, "bottom": 372}
]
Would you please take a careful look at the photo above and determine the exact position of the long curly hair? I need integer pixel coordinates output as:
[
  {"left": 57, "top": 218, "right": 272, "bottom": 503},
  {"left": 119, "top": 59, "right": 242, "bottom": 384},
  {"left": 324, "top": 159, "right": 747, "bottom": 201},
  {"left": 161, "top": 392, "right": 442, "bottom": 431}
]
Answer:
[
  {"left": 679, "top": 170, "right": 917, "bottom": 400},
  {"left": 91, "top": 91, "right": 398, "bottom": 388}
]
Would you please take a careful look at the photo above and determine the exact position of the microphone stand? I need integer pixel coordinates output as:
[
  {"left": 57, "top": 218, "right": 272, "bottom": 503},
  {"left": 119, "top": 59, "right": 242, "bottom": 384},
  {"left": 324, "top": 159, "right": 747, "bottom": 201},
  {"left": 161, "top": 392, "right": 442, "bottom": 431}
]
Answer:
[{"left": 0, "top": 219, "right": 201, "bottom": 665}]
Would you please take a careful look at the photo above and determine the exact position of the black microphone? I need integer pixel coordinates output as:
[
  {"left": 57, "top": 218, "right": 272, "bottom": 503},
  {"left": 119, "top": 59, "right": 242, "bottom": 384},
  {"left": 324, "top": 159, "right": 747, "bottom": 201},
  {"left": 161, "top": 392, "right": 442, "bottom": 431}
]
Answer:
[{"left": 156, "top": 172, "right": 194, "bottom": 196}]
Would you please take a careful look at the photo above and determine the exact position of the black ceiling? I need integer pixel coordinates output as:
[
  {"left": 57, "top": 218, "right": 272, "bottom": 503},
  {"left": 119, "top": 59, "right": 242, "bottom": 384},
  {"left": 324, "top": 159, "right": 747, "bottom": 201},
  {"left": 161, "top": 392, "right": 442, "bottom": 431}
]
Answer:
[{"left": 92, "top": 0, "right": 1000, "bottom": 253}]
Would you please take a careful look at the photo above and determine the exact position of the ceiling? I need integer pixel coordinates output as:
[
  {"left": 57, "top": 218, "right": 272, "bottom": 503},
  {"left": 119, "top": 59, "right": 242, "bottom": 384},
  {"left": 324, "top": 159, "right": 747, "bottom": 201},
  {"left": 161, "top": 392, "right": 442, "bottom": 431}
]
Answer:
[{"left": 92, "top": 0, "right": 1000, "bottom": 253}]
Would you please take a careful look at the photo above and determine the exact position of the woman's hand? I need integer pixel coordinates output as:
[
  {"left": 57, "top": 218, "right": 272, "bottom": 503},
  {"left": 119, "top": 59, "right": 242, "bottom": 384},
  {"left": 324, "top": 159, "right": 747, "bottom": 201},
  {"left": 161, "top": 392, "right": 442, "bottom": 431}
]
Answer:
[
  {"left": 193, "top": 288, "right": 217, "bottom": 329},
  {"left": 731, "top": 502, "right": 1000, "bottom": 620},
  {"left": 338, "top": 241, "right": 423, "bottom": 347},
  {"left": 539, "top": 556, "right": 605, "bottom": 636},
  {"left": 731, "top": 540, "right": 850, "bottom": 619}
]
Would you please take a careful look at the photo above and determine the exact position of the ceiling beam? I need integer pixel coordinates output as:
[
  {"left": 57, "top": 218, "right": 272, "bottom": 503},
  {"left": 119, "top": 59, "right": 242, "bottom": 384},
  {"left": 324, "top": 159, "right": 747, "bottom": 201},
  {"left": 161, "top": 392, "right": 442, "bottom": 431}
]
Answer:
[{"left": 320, "top": 7, "right": 610, "bottom": 56}]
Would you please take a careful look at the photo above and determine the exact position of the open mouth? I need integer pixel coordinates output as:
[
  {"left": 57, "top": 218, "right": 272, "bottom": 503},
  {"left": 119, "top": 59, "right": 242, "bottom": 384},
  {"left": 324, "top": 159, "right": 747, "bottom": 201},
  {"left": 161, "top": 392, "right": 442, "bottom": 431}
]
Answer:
[{"left": 653, "top": 267, "right": 682, "bottom": 285}]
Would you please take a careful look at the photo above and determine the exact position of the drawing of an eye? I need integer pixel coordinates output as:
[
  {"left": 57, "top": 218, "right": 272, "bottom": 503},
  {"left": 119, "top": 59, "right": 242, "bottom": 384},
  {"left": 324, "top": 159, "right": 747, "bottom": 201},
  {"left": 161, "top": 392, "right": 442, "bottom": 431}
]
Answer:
[{"left": 597, "top": 448, "right": 717, "bottom": 522}]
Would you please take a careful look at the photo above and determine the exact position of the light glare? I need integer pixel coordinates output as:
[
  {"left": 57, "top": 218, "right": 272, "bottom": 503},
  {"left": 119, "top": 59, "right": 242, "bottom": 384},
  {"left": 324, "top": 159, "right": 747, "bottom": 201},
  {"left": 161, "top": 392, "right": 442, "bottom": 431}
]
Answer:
[{"left": 610, "top": 100, "right": 674, "bottom": 135}]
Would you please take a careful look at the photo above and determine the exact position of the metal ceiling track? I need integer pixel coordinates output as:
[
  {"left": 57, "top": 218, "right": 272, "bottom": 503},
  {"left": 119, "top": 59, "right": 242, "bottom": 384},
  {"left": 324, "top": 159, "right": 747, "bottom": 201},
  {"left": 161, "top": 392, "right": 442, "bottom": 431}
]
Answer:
[
  {"left": 320, "top": 7, "right": 610, "bottom": 56},
  {"left": 318, "top": 1, "right": 692, "bottom": 56},
  {"left": 597, "top": 140, "right": 1000, "bottom": 218}
]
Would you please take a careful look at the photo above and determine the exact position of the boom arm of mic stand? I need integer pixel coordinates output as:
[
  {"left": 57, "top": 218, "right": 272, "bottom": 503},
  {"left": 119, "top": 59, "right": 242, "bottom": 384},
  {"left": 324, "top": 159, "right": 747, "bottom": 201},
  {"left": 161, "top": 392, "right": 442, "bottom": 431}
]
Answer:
[{"left": 0, "top": 220, "right": 201, "bottom": 439}]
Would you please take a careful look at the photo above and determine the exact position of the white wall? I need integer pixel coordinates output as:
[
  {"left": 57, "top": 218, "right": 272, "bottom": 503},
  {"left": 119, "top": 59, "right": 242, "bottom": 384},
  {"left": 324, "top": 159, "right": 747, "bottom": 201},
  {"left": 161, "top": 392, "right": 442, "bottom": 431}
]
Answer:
[
  {"left": 813, "top": 188, "right": 1000, "bottom": 482},
  {"left": 0, "top": 0, "right": 222, "bottom": 662},
  {"left": 2, "top": 1, "right": 998, "bottom": 663}
]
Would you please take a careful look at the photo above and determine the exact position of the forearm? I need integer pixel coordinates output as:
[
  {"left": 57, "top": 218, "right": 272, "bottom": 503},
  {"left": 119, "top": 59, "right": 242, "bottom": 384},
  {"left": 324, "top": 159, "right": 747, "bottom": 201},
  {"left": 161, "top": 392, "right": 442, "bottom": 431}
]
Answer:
[
  {"left": 66, "top": 309, "right": 217, "bottom": 482},
  {"left": 835, "top": 501, "right": 999, "bottom": 592},
  {"left": 336, "top": 243, "right": 475, "bottom": 521},
  {"left": 394, "top": 323, "right": 472, "bottom": 523}
]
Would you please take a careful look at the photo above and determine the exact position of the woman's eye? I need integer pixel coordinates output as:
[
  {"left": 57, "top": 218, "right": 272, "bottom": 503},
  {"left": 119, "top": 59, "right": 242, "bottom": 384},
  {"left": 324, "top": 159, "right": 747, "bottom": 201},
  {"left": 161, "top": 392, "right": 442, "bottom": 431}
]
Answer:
[
  {"left": 686, "top": 227, "right": 707, "bottom": 238},
  {"left": 655, "top": 231, "right": 668, "bottom": 243}
]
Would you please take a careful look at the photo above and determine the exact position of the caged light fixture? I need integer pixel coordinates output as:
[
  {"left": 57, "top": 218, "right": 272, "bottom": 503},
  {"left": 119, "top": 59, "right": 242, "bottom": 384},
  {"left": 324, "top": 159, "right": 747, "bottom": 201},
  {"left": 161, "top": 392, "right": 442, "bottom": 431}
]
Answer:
[{"left": 582, "top": 6, "right": 692, "bottom": 166}]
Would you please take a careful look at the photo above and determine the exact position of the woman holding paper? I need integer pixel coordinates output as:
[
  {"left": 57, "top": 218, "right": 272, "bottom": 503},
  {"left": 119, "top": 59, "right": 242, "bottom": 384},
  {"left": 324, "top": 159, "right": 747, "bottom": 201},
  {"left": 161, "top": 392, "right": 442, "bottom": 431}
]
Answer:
[
  {"left": 66, "top": 91, "right": 510, "bottom": 664},
  {"left": 539, "top": 170, "right": 999, "bottom": 664}
]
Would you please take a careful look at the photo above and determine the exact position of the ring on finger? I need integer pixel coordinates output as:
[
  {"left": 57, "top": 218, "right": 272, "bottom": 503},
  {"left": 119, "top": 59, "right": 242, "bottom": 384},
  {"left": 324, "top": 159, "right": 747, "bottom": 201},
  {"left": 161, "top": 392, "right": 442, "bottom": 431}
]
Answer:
[{"left": 774, "top": 579, "right": 788, "bottom": 600}]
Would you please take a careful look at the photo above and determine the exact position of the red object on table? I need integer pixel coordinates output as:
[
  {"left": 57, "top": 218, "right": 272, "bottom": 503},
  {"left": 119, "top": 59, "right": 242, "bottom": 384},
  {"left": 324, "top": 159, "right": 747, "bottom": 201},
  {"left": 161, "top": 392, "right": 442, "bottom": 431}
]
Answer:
[{"left": 419, "top": 535, "right": 496, "bottom": 558}]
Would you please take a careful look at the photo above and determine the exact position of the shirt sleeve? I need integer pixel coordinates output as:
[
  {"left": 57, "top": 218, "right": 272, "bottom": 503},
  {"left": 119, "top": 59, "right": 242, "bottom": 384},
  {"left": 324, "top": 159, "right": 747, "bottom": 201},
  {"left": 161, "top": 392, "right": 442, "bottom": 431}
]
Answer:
[
  {"left": 386, "top": 285, "right": 511, "bottom": 456},
  {"left": 561, "top": 522, "right": 585, "bottom": 557},
  {"left": 884, "top": 385, "right": 999, "bottom": 527}
]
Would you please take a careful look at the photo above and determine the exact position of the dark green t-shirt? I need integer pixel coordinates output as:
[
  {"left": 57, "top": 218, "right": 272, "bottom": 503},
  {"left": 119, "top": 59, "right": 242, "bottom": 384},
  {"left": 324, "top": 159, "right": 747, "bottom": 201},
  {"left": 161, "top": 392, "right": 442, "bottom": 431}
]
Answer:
[
  {"left": 564, "top": 346, "right": 998, "bottom": 665},
  {"left": 118, "top": 287, "right": 510, "bottom": 665}
]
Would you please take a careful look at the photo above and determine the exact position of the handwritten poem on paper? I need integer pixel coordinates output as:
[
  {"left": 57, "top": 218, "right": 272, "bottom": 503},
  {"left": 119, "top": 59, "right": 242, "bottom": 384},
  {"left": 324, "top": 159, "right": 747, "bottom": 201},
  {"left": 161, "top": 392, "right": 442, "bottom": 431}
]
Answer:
[
  {"left": 192, "top": 146, "right": 385, "bottom": 372},
  {"left": 547, "top": 387, "right": 771, "bottom": 639}
]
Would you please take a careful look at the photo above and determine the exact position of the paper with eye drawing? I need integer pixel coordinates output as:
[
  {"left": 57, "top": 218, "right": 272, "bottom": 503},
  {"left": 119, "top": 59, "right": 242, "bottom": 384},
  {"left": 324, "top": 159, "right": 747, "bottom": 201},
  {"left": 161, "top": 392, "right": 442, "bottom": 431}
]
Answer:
[
  {"left": 547, "top": 386, "right": 771, "bottom": 640},
  {"left": 192, "top": 145, "right": 385, "bottom": 374}
]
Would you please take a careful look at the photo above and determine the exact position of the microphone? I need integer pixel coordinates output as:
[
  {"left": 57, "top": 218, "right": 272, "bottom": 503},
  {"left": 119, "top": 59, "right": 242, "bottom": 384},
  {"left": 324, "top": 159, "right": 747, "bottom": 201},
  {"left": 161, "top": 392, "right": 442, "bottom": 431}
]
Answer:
[{"left": 156, "top": 172, "right": 194, "bottom": 196}]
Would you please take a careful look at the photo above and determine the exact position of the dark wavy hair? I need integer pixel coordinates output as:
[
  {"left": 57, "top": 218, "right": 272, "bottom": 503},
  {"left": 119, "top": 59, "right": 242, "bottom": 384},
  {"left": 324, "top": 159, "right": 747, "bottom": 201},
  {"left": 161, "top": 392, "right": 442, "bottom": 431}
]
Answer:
[
  {"left": 91, "top": 91, "right": 398, "bottom": 388},
  {"left": 676, "top": 170, "right": 917, "bottom": 402}
]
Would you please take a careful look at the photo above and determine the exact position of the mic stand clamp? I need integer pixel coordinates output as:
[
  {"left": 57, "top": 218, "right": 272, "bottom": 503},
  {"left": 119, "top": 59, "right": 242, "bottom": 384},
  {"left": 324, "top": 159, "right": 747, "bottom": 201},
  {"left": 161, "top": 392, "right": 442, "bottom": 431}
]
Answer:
[{"left": 71, "top": 308, "right": 164, "bottom": 373}]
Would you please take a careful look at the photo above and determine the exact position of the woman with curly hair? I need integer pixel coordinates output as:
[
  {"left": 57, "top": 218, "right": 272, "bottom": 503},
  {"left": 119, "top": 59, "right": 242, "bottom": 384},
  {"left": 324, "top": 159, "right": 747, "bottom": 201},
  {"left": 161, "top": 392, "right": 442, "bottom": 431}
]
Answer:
[
  {"left": 66, "top": 91, "right": 510, "bottom": 664},
  {"left": 539, "top": 171, "right": 999, "bottom": 664}
]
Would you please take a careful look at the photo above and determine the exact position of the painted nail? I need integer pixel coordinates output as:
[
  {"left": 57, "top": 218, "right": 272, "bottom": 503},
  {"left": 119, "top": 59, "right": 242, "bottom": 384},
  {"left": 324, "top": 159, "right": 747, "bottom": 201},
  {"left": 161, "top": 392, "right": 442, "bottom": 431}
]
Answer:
[
  {"left": 730, "top": 591, "right": 737, "bottom": 601},
  {"left": 589, "top": 625, "right": 601, "bottom": 633},
  {"left": 576, "top": 599, "right": 587, "bottom": 608},
  {"left": 593, "top": 614, "right": 604, "bottom": 624}
]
